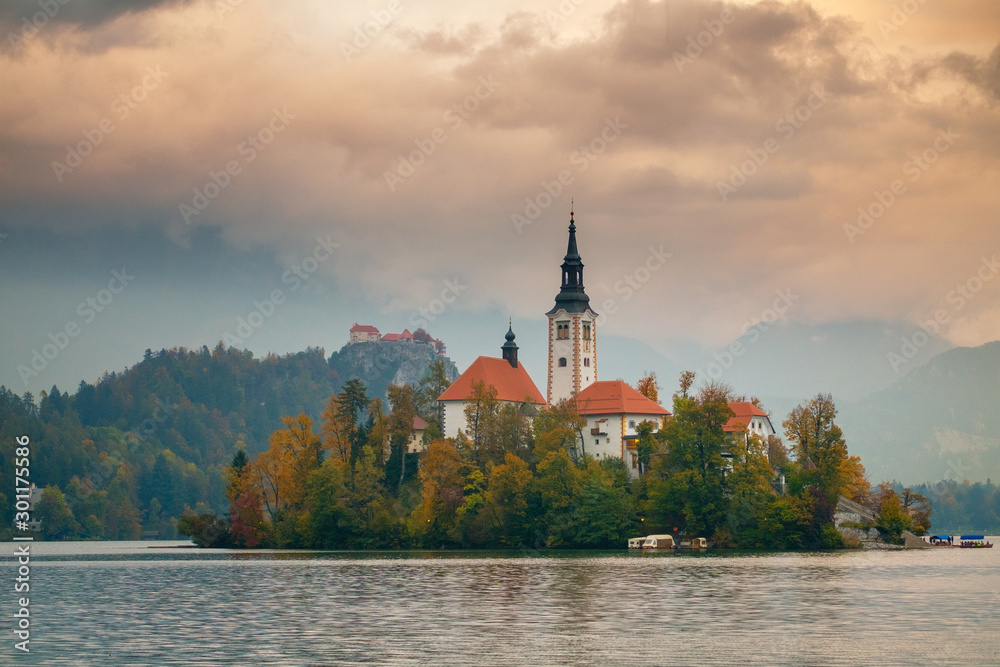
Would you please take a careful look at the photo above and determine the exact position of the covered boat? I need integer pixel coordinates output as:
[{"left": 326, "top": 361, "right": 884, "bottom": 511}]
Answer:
[{"left": 958, "top": 534, "right": 993, "bottom": 548}]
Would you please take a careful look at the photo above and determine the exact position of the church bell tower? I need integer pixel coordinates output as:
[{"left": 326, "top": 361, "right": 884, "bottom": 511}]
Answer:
[{"left": 546, "top": 210, "right": 598, "bottom": 404}]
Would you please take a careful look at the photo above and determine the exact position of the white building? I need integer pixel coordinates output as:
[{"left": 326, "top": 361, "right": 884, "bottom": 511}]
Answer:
[
  {"left": 574, "top": 380, "right": 671, "bottom": 477},
  {"left": 437, "top": 326, "right": 546, "bottom": 439},
  {"left": 723, "top": 401, "right": 776, "bottom": 443},
  {"left": 407, "top": 416, "right": 429, "bottom": 453},
  {"left": 547, "top": 211, "right": 599, "bottom": 405},
  {"left": 349, "top": 323, "right": 381, "bottom": 344},
  {"left": 722, "top": 401, "right": 777, "bottom": 469}
]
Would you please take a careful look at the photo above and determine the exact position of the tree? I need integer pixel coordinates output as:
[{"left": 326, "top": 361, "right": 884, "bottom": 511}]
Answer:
[
  {"left": 677, "top": 370, "right": 696, "bottom": 399},
  {"left": 463, "top": 380, "right": 499, "bottom": 465},
  {"left": 873, "top": 483, "right": 914, "bottom": 544},
  {"left": 724, "top": 433, "right": 776, "bottom": 542},
  {"left": 783, "top": 394, "right": 849, "bottom": 504},
  {"left": 533, "top": 399, "right": 586, "bottom": 461},
  {"left": 901, "top": 487, "right": 932, "bottom": 535},
  {"left": 573, "top": 461, "right": 636, "bottom": 548},
  {"left": 635, "top": 420, "right": 657, "bottom": 475},
  {"left": 177, "top": 512, "right": 230, "bottom": 547},
  {"left": 303, "top": 457, "right": 349, "bottom": 548},
  {"left": 647, "top": 391, "right": 731, "bottom": 536},
  {"left": 387, "top": 383, "right": 417, "bottom": 493},
  {"left": 366, "top": 397, "right": 389, "bottom": 463},
  {"left": 255, "top": 413, "right": 323, "bottom": 521},
  {"left": 484, "top": 453, "right": 534, "bottom": 546},
  {"left": 415, "top": 359, "right": 451, "bottom": 426},
  {"left": 534, "top": 449, "right": 582, "bottom": 546},
  {"left": 226, "top": 449, "right": 265, "bottom": 547},
  {"left": 482, "top": 402, "right": 533, "bottom": 467},
  {"left": 36, "top": 487, "right": 77, "bottom": 539},
  {"left": 635, "top": 371, "right": 661, "bottom": 404},
  {"left": 321, "top": 393, "right": 356, "bottom": 464},
  {"left": 416, "top": 440, "right": 465, "bottom": 545}
]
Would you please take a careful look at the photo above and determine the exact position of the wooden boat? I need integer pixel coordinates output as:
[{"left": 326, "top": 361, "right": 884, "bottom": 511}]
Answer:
[
  {"left": 641, "top": 535, "right": 675, "bottom": 550},
  {"left": 677, "top": 537, "right": 708, "bottom": 549},
  {"left": 958, "top": 534, "right": 993, "bottom": 548}
]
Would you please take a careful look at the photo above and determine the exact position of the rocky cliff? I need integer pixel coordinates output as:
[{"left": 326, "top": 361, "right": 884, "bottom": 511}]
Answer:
[{"left": 328, "top": 341, "right": 459, "bottom": 402}]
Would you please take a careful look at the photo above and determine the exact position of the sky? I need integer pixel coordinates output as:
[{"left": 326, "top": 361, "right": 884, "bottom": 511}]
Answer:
[{"left": 1, "top": 0, "right": 998, "bottom": 407}]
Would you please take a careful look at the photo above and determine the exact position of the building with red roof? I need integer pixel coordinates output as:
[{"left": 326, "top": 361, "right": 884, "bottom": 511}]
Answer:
[
  {"left": 407, "top": 416, "right": 430, "bottom": 454},
  {"left": 349, "top": 323, "right": 381, "bottom": 344},
  {"left": 381, "top": 328, "right": 415, "bottom": 343},
  {"left": 438, "top": 326, "right": 546, "bottom": 438},
  {"left": 574, "top": 380, "right": 671, "bottom": 476},
  {"left": 723, "top": 402, "right": 775, "bottom": 440}
]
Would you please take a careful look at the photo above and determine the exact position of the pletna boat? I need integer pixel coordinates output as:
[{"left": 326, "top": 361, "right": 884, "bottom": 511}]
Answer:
[{"left": 957, "top": 534, "right": 993, "bottom": 548}]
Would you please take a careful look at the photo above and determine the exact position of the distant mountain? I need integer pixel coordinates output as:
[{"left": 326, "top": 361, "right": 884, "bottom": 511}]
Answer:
[{"left": 837, "top": 341, "right": 1000, "bottom": 484}]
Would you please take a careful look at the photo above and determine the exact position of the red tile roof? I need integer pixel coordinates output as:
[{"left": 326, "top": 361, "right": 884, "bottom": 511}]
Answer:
[
  {"left": 574, "top": 380, "right": 671, "bottom": 416},
  {"left": 437, "top": 357, "right": 546, "bottom": 405},
  {"left": 413, "top": 416, "right": 429, "bottom": 431},
  {"left": 381, "top": 329, "right": 415, "bottom": 342},
  {"left": 723, "top": 401, "right": 768, "bottom": 432},
  {"left": 350, "top": 323, "right": 380, "bottom": 333}
]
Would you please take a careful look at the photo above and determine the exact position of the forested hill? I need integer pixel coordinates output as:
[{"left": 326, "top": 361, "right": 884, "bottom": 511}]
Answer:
[{"left": 0, "top": 341, "right": 456, "bottom": 540}]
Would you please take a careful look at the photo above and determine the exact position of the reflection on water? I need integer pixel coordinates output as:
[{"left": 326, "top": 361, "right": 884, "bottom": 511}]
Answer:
[{"left": 3, "top": 541, "right": 998, "bottom": 666}]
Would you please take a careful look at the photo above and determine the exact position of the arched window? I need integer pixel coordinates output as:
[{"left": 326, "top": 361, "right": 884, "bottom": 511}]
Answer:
[
  {"left": 558, "top": 357, "right": 567, "bottom": 367},
  {"left": 583, "top": 358, "right": 590, "bottom": 367}
]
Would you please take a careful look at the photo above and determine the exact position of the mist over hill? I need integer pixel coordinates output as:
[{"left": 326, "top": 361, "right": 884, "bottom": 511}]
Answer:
[{"left": 837, "top": 341, "right": 1000, "bottom": 484}]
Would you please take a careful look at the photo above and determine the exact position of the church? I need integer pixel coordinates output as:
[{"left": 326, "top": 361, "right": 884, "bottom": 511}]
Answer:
[{"left": 437, "top": 211, "right": 670, "bottom": 474}]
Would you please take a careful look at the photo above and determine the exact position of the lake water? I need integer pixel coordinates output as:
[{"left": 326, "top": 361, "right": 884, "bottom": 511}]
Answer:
[{"left": 3, "top": 540, "right": 998, "bottom": 666}]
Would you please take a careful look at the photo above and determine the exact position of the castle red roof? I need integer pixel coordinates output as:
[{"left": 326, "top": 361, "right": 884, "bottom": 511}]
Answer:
[
  {"left": 350, "top": 323, "right": 379, "bottom": 333},
  {"left": 381, "top": 329, "right": 415, "bottom": 342},
  {"left": 723, "top": 401, "right": 769, "bottom": 432},
  {"left": 574, "top": 380, "right": 671, "bottom": 416},
  {"left": 437, "top": 357, "right": 546, "bottom": 405}
]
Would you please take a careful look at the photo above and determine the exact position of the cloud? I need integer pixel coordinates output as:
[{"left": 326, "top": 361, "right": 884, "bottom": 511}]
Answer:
[
  {"left": 0, "top": 0, "right": 190, "bottom": 31},
  {"left": 1, "top": 0, "right": 998, "bottom": 356}
]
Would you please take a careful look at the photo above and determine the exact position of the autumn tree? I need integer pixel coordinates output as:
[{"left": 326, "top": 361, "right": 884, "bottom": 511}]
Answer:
[
  {"left": 321, "top": 393, "right": 356, "bottom": 464},
  {"left": 416, "top": 439, "right": 465, "bottom": 545},
  {"left": 226, "top": 449, "right": 264, "bottom": 547},
  {"left": 900, "top": 487, "right": 933, "bottom": 535},
  {"left": 783, "top": 394, "right": 850, "bottom": 504},
  {"left": 635, "top": 371, "right": 661, "bottom": 404},
  {"left": 872, "top": 482, "right": 914, "bottom": 544},
  {"left": 255, "top": 413, "right": 323, "bottom": 522},
  {"left": 677, "top": 370, "right": 696, "bottom": 399}
]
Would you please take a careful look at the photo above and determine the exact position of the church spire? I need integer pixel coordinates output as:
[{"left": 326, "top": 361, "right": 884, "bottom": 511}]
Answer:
[
  {"left": 547, "top": 209, "right": 591, "bottom": 315},
  {"left": 501, "top": 320, "right": 519, "bottom": 368}
]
